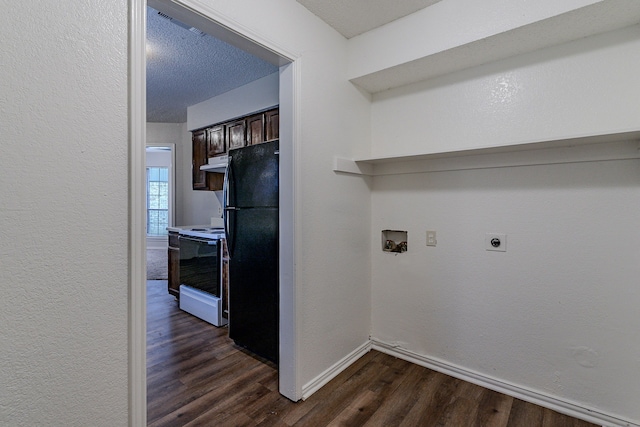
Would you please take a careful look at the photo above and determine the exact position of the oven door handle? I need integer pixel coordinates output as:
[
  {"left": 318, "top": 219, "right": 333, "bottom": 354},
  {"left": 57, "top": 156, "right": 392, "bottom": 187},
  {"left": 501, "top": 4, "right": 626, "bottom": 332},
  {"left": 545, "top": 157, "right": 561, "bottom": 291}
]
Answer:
[{"left": 178, "top": 235, "right": 218, "bottom": 245}]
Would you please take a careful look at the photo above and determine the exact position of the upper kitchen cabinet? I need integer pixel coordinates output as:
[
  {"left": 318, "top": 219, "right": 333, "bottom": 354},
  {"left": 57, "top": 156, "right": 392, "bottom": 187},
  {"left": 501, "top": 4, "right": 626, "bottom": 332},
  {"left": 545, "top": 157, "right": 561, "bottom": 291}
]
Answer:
[
  {"left": 246, "top": 113, "right": 264, "bottom": 146},
  {"left": 191, "top": 107, "right": 279, "bottom": 191},
  {"left": 192, "top": 129, "right": 209, "bottom": 190},
  {"left": 247, "top": 109, "right": 279, "bottom": 145},
  {"left": 207, "top": 125, "right": 225, "bottom": 157},
  {"left": 227, "top": 119, "right": 247, "bottom": 150},
  {"left": 193, "top": 128, "right": 224, "bottom": 191},
  {"left": 265, "top": 109, "right": 279, "bottom": 141}
]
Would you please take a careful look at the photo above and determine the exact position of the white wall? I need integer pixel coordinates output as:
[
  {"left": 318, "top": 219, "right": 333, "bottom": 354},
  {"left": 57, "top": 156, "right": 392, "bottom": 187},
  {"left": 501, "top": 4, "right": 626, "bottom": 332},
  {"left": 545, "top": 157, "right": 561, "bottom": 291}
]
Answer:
[
  {"left": 195, "top": 0, "right": 373, "bottom": 393},
  {"left": 370, "top": 25, "right": 640, "bottom": 158},
  {"left": 0, "top": 2, "right": 128, "bottom": 426},
  {"left": 147, "top": 122, "right": 194, "bottom": 228},
  {"left": 348, "top": 0, "right": 604, "bottom": 82},
  {"left": 187, "top": 72, "right": 279, "bottom": 131},
  {"left": 146, "top": 149, "right": 172, "bottom": 167},
  {"left": 369, "top": 26, "right": 640, "bottom": 425}
]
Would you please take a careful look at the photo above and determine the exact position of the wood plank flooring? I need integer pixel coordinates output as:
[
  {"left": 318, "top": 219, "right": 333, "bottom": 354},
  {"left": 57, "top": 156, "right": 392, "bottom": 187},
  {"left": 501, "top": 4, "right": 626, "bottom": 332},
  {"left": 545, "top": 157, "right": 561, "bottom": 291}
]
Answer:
[{"left": 147, "top": 280, "right": 598, "bottom": 427}]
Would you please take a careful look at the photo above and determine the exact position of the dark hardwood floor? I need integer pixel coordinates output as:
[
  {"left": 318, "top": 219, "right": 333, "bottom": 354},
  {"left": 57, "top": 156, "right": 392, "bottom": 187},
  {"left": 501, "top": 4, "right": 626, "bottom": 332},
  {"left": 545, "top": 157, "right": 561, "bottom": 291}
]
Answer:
[{"left": 147, "top": 280, "right": 598, "bottom": 427}]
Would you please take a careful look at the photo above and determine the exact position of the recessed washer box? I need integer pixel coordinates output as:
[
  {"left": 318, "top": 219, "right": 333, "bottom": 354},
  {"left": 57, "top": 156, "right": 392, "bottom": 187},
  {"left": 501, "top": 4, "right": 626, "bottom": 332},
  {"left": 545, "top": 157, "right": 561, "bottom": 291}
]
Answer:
[{"left": 382, "top": 230, "right": 407, "bottom": 253}]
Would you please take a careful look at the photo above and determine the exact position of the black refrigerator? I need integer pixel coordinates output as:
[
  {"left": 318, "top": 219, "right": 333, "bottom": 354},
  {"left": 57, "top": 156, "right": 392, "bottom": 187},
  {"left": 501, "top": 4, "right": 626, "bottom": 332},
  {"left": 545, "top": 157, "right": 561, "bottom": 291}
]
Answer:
[{"left": 223, "top": 140, "right": 279, "bottom": 363}]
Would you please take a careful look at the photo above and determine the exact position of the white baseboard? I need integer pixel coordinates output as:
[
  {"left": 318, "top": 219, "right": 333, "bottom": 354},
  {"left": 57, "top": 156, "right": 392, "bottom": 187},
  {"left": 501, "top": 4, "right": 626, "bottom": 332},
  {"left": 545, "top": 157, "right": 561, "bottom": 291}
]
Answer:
[
  {"left": 301, "top": 340, "right": 372, "bottom": 400},
  {"left": 146, "top": 236, "right": 168, "bottom": 250},
  {"left": 371, "top": 338, "right": 636, "bottom": 427}
]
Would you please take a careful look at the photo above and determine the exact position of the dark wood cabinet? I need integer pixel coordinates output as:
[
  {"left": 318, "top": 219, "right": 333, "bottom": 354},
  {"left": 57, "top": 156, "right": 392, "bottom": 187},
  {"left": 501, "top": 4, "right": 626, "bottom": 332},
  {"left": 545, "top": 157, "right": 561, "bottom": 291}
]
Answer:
[
  {"left": 206, "top": 126, "right": 225, "bottom": 191},
  {"left": 194, "top": 127, "right": 225, "bottom": 191},
  {"left": 265, "top": 108, "right": 279, "bottom": 141},
  {"left": 192, "top": 129, "right": 208, "bottom": 190},
  {"left": 227, "top": 119, "right": 246, "bottom": 150},
  {"left": 191, "top": 107, "right": 279, "bottom": 191},
  {"left": 246, "top": 113, "right": 264, "bottom": 146},
  {"left": 221, "top": 238, "right": 229, "bottom": 319},
  {"left": 207, "top": 125, "right": 225, "bottom": 156},
  {"left": 168, "top": 231, "right": 180, "bottom": 298}
]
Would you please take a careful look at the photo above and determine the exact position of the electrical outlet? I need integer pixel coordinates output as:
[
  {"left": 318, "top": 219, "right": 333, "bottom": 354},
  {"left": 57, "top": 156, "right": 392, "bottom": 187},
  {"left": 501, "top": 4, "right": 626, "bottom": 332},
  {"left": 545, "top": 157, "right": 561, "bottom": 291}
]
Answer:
[
  {"left": 485, "top": 233, "right": 506, "bottom": 252},
  {"left": 218, "top": 206, "right": 222, "bottom": 216},
  {"left": 426, "top": 230, "right": 437, "bottom": 247}
]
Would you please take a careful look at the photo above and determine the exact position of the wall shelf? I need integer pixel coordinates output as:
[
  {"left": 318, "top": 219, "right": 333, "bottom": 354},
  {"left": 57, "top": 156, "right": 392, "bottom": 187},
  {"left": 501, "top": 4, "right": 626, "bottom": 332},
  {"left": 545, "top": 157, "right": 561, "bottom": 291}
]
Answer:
[
  {"left": 334, "top": 129, "right": 640, "bottom": 176},
  {"left": 348, "top": 2, "right": 640, "bottom": 94}
]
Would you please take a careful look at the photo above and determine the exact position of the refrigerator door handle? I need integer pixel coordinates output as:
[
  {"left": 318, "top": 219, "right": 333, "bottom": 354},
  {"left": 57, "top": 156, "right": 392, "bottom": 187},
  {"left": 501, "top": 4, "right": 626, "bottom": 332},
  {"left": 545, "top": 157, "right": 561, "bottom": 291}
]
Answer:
[
  {"left": 223, "top": 158, "right": 236, "bottom": 258},
  {"left": 224, "top": 207, "right": 236, "bottom": 258},
  {"left": 223, "top": 156, "right": 232, "bottom": 213}
]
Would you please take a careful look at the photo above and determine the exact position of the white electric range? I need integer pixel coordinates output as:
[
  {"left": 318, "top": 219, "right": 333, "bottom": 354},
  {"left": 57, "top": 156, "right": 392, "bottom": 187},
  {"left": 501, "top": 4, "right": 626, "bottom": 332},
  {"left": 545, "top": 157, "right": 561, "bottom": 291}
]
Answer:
[{"left": 177, "top": 227, "right": 227, "bottom": 326}]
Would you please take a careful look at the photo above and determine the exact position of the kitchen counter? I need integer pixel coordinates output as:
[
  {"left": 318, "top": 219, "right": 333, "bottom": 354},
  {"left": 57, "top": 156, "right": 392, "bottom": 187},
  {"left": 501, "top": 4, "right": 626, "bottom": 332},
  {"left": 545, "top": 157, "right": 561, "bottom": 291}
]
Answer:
[
  {"left": 167, "top": 218, "right": 224, "bottom": 233},
  {"left": 167, "top": 225, "right": 211, "bottom": 233}
]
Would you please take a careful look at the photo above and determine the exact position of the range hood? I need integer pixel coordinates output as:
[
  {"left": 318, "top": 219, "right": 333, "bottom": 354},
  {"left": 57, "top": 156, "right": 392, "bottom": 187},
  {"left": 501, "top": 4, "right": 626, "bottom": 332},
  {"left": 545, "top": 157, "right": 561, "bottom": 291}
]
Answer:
[{"left": 200, "top": 155, "right": 228, "bottom": 173}]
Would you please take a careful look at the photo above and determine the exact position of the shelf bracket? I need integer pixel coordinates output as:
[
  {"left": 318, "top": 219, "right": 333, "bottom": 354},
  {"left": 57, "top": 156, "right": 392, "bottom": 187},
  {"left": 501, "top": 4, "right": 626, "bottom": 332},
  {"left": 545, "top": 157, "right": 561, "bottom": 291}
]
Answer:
[{"left": 333, "top": 157, "right": 373, "bottom": 176}]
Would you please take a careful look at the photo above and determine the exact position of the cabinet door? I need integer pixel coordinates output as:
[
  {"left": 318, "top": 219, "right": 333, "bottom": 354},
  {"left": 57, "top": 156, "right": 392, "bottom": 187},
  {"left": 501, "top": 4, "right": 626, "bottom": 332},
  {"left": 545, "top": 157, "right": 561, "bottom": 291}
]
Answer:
[
  {"left": 221, "top": 239, "right": 229, "bottom": 319},
  {"left": 246, "top": 113, "right": 264, "bottom": 146},
  {"left": 168, "top": 232, "right": 180, "bottom": 298},
  {"left": 227, "top": 119, "right": 246, "bottom": 150},
  {"left": 192, "top": 129, "right": 208, "bottom": 190},
  {"left": 265, "top": 108, "right": 279, "bottom": 141},
  {"left": 208, "top": 172, "right": 224, "bottom": 191},
  {"left": 207, "top": 125, "right": 225, "bottom": 156}
]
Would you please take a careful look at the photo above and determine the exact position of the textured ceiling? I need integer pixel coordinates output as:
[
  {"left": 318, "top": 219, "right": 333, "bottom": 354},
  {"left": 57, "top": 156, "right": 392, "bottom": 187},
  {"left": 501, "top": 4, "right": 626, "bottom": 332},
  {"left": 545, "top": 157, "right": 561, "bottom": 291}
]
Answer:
[
  {"left": 146, "top": 7, "right": 278, "bottom": 123},
  {"left": 296, "top": 0, "right": 443, "bottom": 38},
  {"left": 146, "top": 1, "right": 440, "bottom": 122}
]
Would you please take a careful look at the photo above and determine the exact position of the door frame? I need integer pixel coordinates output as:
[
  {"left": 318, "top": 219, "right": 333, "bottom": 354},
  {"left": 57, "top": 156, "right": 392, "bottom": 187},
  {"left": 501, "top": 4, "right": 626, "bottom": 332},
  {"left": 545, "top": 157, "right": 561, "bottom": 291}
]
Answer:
[{"left": 129, "top": 1, "right": 301, "bottom": 425}]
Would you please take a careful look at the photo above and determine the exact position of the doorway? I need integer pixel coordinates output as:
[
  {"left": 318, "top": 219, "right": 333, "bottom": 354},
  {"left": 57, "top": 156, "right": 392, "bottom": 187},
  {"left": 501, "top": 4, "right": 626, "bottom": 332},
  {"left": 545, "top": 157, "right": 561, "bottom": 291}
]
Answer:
[
  {"left": 130, "top": 1, "right": 299, "bottom": 423},
  {"left": 145, "top": 144, "right": 175, "bottom": 250}
]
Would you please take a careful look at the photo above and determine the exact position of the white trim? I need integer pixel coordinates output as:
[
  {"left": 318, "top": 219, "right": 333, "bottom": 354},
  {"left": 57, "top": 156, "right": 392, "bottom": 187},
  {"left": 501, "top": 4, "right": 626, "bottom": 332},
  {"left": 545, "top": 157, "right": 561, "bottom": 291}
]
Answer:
[
  {"left": 131, "top": 0, "right": 302, "bottom": 417},
  {"left": 129, "top": 1, "right": 147, "bottom": 426},
  {"left": 146, "top": 236, "right": 168, "bottom": 250},
  {"left": 301, "top": 341, "right": 372, "bottom": 400},
  {"left": 161, "top": 0, "right": 301, "bottom": 402},
  {"left": 371, "top": 338, "right": 637, "bottom": 427},
  {"left": 277, "top": 60, "right": 302, "bottom": 401},
  {"left": 148, "top": 0, "right": 298, "bottom": 65}
]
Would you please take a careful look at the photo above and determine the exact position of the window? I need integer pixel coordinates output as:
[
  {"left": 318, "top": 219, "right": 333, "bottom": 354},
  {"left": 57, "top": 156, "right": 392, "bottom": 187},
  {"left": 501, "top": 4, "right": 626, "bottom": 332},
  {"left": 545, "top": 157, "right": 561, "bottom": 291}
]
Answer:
[{"left": 147, "top": 167, "right": 169, "bottom": 236}]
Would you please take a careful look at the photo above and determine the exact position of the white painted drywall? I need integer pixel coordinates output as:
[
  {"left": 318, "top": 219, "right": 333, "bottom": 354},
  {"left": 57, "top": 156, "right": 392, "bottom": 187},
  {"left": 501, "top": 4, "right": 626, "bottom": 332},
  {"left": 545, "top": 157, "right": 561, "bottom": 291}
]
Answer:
[
  {"left": 147, "top": 122, "right": 188, "bottom": 227},
  {"left": 187, "top": 72, "right": 280, "bottom": 131},
  {"left": 146, "top": 149, "right": 172, "bottom": 167},
  {"left": 369, "top": 26, "right": 640, "bottom": 425},
  {"left": 0, "top": 2, "right": 128, "bottom": 426},
  {"left": 371, "top": 157, "right": 640, "bottom": 423},
  {"left": 346, "top": 0, "right": 640, "bottom": 91},
  {"left": 147, "top": 122, "right": 183, "bottom": 146},
  {"left": 194, "top": 0, "right": 373, "bottom": 393},
  {"left": 369, "top": 25, "right": 640, "bottom": 158}
]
